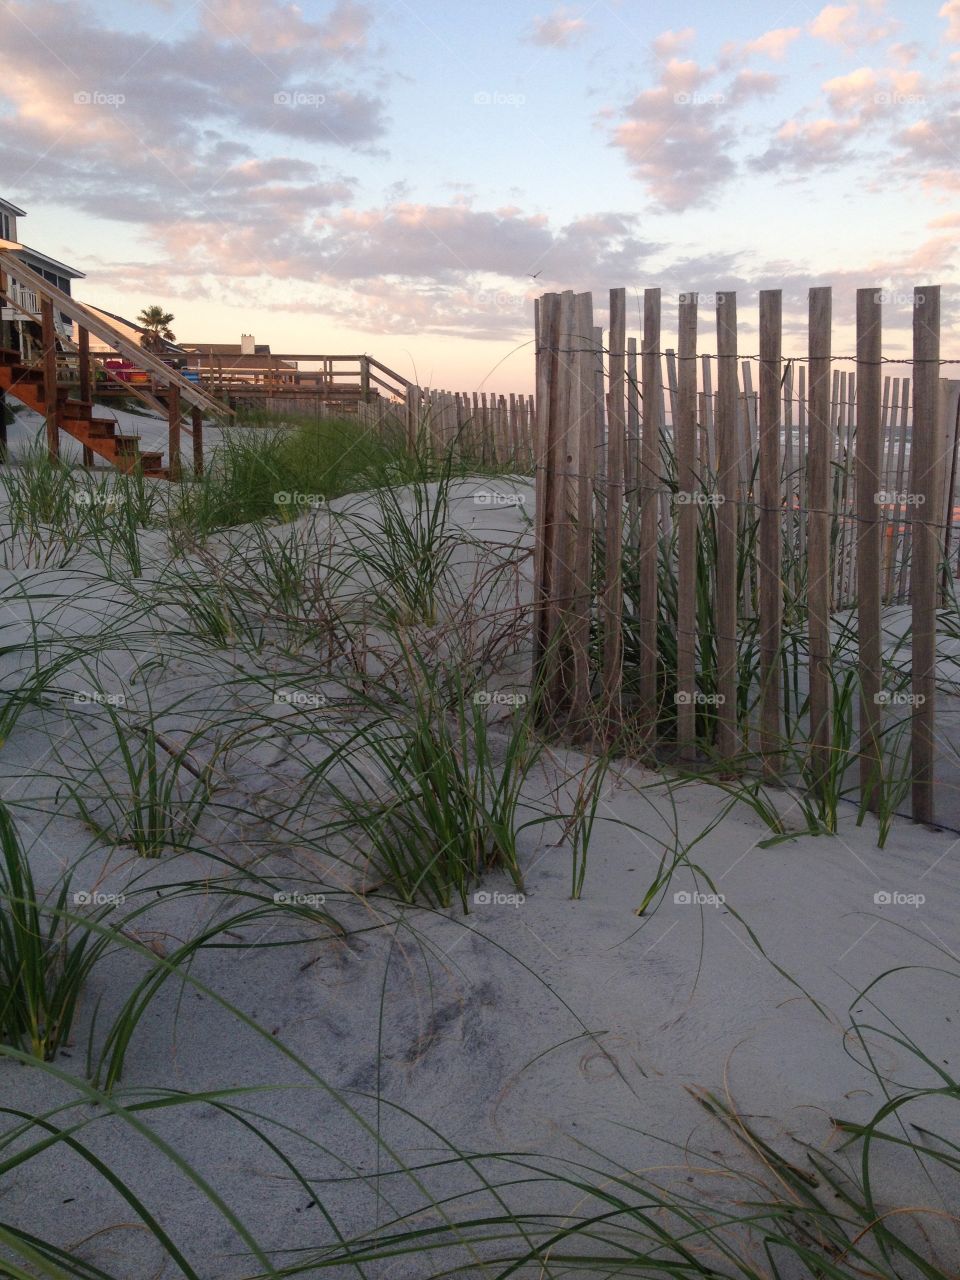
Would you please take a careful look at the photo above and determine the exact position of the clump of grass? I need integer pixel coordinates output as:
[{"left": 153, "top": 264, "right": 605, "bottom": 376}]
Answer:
[
  {"left": 172, "top": 415, "right": 410, "bottom": 533},
  {"left": 337, "top": 442, "right": 460, "bottom": 626},
  {"left": 289, "top": 645, "right": 543, "bottom": 909},
  {"left": 0, "top": 800, "right": 119, "bottom": 1061},
  {"left": 59, "top": 690, "right": 217, "bottom": 857}
]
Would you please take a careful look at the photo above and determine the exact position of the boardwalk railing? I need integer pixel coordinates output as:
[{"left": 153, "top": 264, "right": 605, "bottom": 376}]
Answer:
[{"left": 533, "top": 286, "right": 960, "bottom": 830}]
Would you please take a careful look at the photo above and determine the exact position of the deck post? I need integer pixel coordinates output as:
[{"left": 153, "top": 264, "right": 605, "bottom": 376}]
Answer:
[
  {"left": 40, "top": 297, "right": 59, "bottom": 462},
  {"left": 191, "top": 405, "right": 204, "bottom": 476},
  {"left": 168, "top": 383, "right": 181, "bottom": 481},
  {"left": 78, "top": 325, "right": 93, "bottom": 467}
]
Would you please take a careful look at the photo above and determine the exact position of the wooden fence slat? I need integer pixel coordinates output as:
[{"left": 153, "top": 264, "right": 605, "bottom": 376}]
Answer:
[
  {"left": 571, "top": 293, "right": 598, "bottom": 728},
  {"left": 911, "top": 286, "right": 942, "bottom": 824},
  {"left": 758, "top": 290, "right": 783, "bottom": 776},
  {"left": 893, "top": 378, "right": 910, "bottom": 601},
  {"left": 676, "top": 292, "right": 699, "bottom": 756},
  {"left": 639, "top": 289, "right": 661, "bottom": 733},
  {"left": 807, "top": 287, "right": 833, "bottom": 791},
  {"left": 856, "top": 288, "right": 883, "bottom": 812},
  {"left": 626, "top": 337, "right": 640, "bottom": 538},
  {"left": 715, "top": 292, "right": 739, "bottom": 759},
  {"left": 602, "top": 288, "right": 626, "bottom": 731},
  {"left": 701, "top": 353, "right": 715, "bottom": 476}
]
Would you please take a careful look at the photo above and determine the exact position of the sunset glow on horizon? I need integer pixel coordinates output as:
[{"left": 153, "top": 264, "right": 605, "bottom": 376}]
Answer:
[{"left": 2, "top": 0, "right": 958, "bottom": 392}]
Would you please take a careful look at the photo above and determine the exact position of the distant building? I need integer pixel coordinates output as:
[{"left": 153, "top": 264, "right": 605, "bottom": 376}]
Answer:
[
  {"left": 0, "top": 197, "right": 85, "bottom": 353},
  {"left": 179, "top": 335, "right": 297, "bottom": 386}
]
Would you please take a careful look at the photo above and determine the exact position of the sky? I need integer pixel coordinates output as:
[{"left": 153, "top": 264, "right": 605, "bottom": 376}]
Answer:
[{"left": 0, "top": 0, "right": 957, "bottom": 393}]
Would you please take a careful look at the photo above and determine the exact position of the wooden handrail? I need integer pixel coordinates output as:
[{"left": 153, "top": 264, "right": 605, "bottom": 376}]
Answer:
[{"left": 0, "top": 248, "right": 231, "bottom": 418}]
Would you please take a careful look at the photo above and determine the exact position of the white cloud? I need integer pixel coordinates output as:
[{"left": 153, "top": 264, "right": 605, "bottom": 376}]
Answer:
[{"left": 526, "top": 7, "right": 587, "bottom": 48}]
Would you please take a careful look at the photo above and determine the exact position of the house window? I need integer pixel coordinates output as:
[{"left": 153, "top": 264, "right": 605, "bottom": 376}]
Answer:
[{"left": 0, "top": 213, "right": 9, "bottom": 240}]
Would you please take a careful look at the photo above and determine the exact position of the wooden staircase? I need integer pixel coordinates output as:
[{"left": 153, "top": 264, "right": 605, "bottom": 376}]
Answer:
[{"left": 0, "top": 348, "right": 166, "bottom": 476}]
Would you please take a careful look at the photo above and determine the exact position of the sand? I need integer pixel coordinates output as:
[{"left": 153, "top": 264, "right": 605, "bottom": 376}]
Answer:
[{"left": 0, "top": 411, "right": 957, "bottom": 1277}]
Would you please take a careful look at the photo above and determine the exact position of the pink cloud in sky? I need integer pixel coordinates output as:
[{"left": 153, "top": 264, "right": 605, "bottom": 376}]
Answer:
[
  {"left": 940, "top": 0, "right": 960, "bottom": 42},
  {"left": 809, "top": 2, "right": 899, "bottom": 48},
  {"left": 526, "top": 7, "right": 587, "bottom": 48},
  {"left": 651, "top": 28, "right": 696, "bottom": 60}
]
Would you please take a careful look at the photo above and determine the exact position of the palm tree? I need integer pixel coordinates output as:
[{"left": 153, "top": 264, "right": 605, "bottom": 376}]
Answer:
[{"left": 137, "top": 305, "right": 176, "bottom": 352}]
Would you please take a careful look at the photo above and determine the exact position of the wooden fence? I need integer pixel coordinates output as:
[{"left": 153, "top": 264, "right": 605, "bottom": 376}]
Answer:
[
  {"left": 327, "top": 384, "right": 537, "bottom": 470},
  {"left": 533, "top": 286, "right": 960, "bottom": 827}
]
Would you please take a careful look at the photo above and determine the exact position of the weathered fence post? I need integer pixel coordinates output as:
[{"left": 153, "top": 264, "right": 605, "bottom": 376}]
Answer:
[
  {"left": 638, "top": 288, "right": 661, "bottom": 738},
  {"left": 758, "top": 290, "right": 783, "bottom": 776},
  {"left": 715, "top": 292, "right": 739, "bottom": 760},
  {"left": 911, "top": 286, "right": 942, "bottom": 824},
  {"left": 602, "top": 288, "right": 626, "bottom": 735},
  {"left": 807, "top": 287, "right": 833, "bottom": 791},
  {"left": 675, "top": 292, "right": 698, "bottom": 757},
  {"left": 856, "top": 288, "right": 883, "bottom": 813}
]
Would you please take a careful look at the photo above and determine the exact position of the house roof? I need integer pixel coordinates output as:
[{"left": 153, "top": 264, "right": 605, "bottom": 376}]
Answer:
[
  {"left": 0, "top": 198, "right": 26, "bottom": 217},
  {"left": 0, "top": 238, "right": 85, "bottom": 279},
  {"left": 180, "top": 341, "right": 272, "bottom": 356}
]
